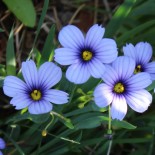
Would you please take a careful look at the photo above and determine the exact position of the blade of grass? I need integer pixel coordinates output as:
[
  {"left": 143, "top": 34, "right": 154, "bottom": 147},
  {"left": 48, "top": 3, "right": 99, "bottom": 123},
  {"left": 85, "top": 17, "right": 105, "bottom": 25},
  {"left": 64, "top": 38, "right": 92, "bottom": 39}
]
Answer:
[
  {"left": 1, "top": 130, "right": 25, "bottom": 155},
  {"left": 40, "top": 24, "right": 55, "bottom": 65},
  {"left": 28, "top": 0, "right": 49, "bottom": 59},
  {"left": 6, "top": 27, "right": 16, "bottom": 75},
  {"left": 105, "top": 0, "right": 136, "bottom": 37}
]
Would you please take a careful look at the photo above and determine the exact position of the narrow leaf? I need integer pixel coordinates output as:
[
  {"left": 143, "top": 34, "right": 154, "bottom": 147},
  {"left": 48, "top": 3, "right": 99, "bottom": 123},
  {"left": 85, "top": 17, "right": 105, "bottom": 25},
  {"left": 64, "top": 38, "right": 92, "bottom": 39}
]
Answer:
[{"left": 6, "top": 28, "right": 16, "bottom": 75}]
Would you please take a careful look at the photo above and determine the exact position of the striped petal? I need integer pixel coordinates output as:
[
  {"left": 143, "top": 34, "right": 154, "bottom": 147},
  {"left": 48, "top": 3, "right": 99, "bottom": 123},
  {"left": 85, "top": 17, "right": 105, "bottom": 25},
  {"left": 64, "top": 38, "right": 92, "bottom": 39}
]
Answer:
[
  {"left": 22, "top": 60, "right": 38, "bottom": 89},
  {"left": 111, "top": 94, "right": 127, "bottom": 120},
  {"left": 54, "top": 48, "right": 79, "bottom": 65},
  {"left": 3, "top": 76, "right": 27, "bottom": 97},
  {"left": 58, "top": 25, "right": 84, "bottom": 49},
  {"left": 94, "top": 83, "right": 113, "bottom": 108},
  {"left": 44, "top": 89, "right": 69, "bottom": 104},
  {"left": 38, "top": 62, "right": 62, "bottom": 89},
  {"left": 66, "top": 63, "right": 90, "bottom": 84},
  {"left": 28, "top": 100, "right": 53, "bottom": 114},
  {"left": 85, "top": 24, "right": 105, "bottom": 49},
  {"left": 125, "top": 90, "right": 152, "bottom": 113}
]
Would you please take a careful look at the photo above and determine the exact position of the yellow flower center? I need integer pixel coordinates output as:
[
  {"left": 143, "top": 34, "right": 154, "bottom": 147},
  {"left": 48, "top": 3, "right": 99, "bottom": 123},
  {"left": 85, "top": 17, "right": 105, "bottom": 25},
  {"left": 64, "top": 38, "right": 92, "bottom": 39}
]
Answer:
[
  {"left": 134, "top": 65, "right": 141, "bottom": 74},
  {"left": 31, "top": 90, "right": 42, "bottom": 101},
  {"left": 82, "top": 51, "right": 92, "bottom": 61},
  {"left": 114, "top": 83, "right": 125, "bottom": 93}
]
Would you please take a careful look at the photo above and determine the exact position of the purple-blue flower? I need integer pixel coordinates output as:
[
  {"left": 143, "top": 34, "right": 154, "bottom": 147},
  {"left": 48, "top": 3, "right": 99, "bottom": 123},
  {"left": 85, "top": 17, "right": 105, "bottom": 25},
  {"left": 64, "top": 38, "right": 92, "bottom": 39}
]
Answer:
[
  {"left": 0, "top": 138, "right": 5, "bottom": 155},
  {"left": 3, "top": 60, "right": 69, "bottom": 114},
  {"left": 54, "top": 24, "right": 118, "bottom": 84},
  {"left": 94, "top": 56, "right": 152, "bottom": 120},
  {"left": 123, "top": 42, "right": 155, "bottom": 80}
]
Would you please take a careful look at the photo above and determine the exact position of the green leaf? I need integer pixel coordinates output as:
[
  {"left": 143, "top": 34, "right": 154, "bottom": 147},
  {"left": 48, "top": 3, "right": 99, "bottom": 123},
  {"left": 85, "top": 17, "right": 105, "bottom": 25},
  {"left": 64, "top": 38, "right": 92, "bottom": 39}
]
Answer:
[
  {"left": 7, "top": 112, "right": 50, "bottom": 124},
  {"left": 105, "top": 0, "right": 136, "bottom": 37},
  {"left": 6, "top": 27, "right": 16, "bottom": 75},
  {"left": 146, "top": 80, "right": 155, "bottom": 91},
  {"left": 112, "top": 120, "right": 137, "bottom": 129},
  {"left": 40, "top": 25, "right": 56, "bottom": 65},
  {"left": 0, "top": 76, "right": 5, "bottom": 87},
  {"left": 3, "top": 0, "right": 36, "bottom": 27},
  {"left": 63, "top": 119, "right": 74, "bottom": 129}
]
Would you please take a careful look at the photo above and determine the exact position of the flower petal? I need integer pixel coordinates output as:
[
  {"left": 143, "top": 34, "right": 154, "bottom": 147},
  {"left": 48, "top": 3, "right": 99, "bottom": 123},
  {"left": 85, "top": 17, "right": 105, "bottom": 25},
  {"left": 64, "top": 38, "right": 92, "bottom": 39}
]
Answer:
[
  {"left": 112, "top": 56, "right": 135, "bottom": 80},
  {"left": 135, "top": 42, "right": 152, "bottom": 64},
  {"left": 3, "top": 76, "right": 27, "bottom": 97},
  {"left": 111, "top": 94, "right": 127, "bottom": 120},
  {"left": 95, "top": 38, "right": 118, "bottom": 63},
  {"left": 126, "top": 72, "right": 152, "bottom": 90},
  {"left": 123, "top": 43, "right": 136, "bottom": 59},
  {"left": 28, "top": 100, "right": 53, "bottom": 114},
  {"left": 144, "top": 62, "right": 155, "bottom": 80},
  {"left": 10, "top": 94, "right": 32, "bottom": 110},
  {"left": 66, "top": 63, "right": 90, "bottom": 84},
  {"left": 94, "top": 83, "right": 113, "bottom": 108},
  {"left": 38, "top": 62, "right": 62, "bottom": 89},
  {"left": 44, "top": 89, "right": 69, "bottom": 104},
  {"left": 22, "top": 60, "right": 38, "bottom": 89},
  {"left": 87, "top": 58, "right": 105, "bottom": 78},
  {"left": 102, "top": 65, "right": 119, "bottom": 86},
  {"left": 85, "top": 24, "right": 105, "bottom": 49},
  {"left": 58, "top": 25, "right": 84, "bottom": 49},
  {"left": 54, "top": 48, "right": 79, "bottom": 65},
  {"left": 125, "top": 90, "right": 152, "bottom": 113},
  {"left": 0, "top": 138, "right": 6, "bottom": 149}
]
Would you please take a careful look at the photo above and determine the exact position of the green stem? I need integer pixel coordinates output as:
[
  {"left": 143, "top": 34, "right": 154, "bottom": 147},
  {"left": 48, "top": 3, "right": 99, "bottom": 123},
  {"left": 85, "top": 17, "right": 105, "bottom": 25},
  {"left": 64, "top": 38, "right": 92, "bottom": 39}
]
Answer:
[{"left": 107, "top": 105, "right": 112, "bottom": 134}]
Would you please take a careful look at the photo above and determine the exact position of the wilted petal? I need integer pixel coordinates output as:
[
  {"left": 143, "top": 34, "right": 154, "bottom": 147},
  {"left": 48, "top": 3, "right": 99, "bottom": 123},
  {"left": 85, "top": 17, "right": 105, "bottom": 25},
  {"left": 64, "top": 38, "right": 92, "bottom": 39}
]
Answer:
[
  {"left": 111, "top": 94, "right": 127, "bottom": 120},
  {"left": 125, "top": 90, "right": 152, "bottom": 113},
  {"left": 3, "top": 76, "right": 27, "bottom": 97},
  {"left": 126, "top": 72, "right": 152, "bottom": 90},
  {"left": 87, "top": 58, "right": 105, "bottom": 78},
  {"left": 85, "top": 24, "right": 105, "bottom": 49},
  {"left": 66, "top": 63, "right": 90, "bottom": 84},
  {"left": 10, "top": 94, "right": 31, "bottom": 110},
  {"left": 28, "top": 100, "right": 53, "bottom": 114},
  {"left": 22, "top": 60, "right": 38, "bottom": 89},
  {"left": 58, "top": 25, "right": 84, "bottom": 49},
  {"left": 38, "top": 62, "right": 62, "bottom": 89},
  {"left": 54, "top": 48, "right": 79, "bottom": 65},
  {"left": 112, "top": 56, "right": 135, "bottom": 80},
  {"left": 44, "top": 89, "right": 69, "bottom": 104},
  {"left": 94, "top": 83, "right": 113, "bottom": 108},
  {"left": 135, "top": 42, "right": 152, "bottom": 64},
  {"left": 95, "top": 38, "right": 118, "bottom": 63}
]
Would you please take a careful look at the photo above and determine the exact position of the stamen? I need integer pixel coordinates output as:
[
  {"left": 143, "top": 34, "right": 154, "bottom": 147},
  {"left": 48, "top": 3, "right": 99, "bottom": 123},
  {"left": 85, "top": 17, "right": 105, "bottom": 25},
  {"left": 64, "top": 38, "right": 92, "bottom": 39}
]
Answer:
[
  {"left": 82, "top": 51, "right": 92, "bottom": 61},
  {"left": 114, "top": 83, "right": 125, "bottom": 93},
  {"left": 31, "top": 89, "right": 42, "bottom": 101},
  {"left": 134, "top": 65, "right": 141, "bottom": 74}
]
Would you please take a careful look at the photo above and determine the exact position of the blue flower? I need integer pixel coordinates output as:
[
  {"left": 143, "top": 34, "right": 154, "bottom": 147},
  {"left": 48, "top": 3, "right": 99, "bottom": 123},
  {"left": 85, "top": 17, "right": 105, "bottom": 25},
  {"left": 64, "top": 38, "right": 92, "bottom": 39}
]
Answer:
[
  {"left": 94, "top": 56, "right": 152, "bottom": 120},
  {"left": 123, "top": 42, "right": 155, "bottom": 79},
  {"left": 3, "top": 60, "right": 69, "bottom": 114},
  {"left": 54, "top": 24, "right": 118, "bottom": 84},
  {"left": 0, "top": 138, "right": 5, "bottom": 155}
]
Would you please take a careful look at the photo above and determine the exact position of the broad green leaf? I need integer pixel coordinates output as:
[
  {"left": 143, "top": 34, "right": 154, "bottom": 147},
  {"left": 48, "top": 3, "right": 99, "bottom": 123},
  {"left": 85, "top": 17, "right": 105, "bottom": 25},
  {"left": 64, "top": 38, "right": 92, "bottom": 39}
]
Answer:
[
  {"left": 6, "top": 28, "right": 16, "bottom": 75},
  {"left": 3, "top": 0, "right": 36, "bottom": 27},
  {"left": 112, "top": 120, "right": 137, "bottom": 129},
  {"left": 105, "top": 0, "right": 136, "bottom": 37},
  {"left": 40, "top": 25, "right": 55, "bottom": 65}
]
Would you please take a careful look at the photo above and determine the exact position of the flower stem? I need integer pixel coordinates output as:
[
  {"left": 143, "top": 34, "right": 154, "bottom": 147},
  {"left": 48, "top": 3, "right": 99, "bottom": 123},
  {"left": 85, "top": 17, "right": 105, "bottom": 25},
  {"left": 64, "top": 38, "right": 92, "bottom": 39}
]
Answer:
[{"left": 107, "top": 105, "right": 112, "bottom": 135}]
